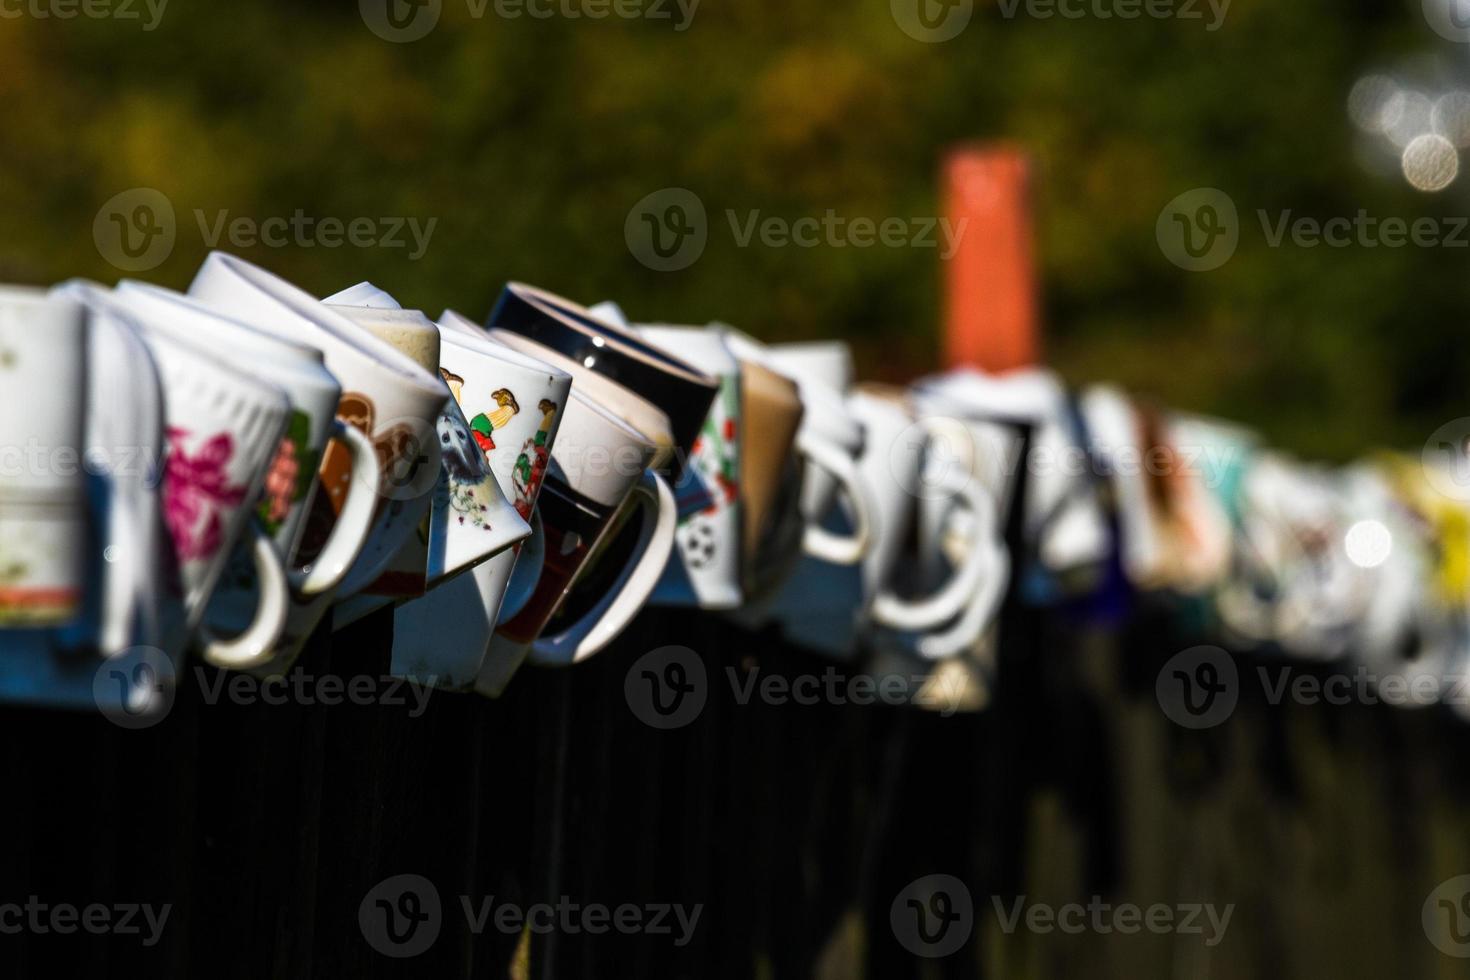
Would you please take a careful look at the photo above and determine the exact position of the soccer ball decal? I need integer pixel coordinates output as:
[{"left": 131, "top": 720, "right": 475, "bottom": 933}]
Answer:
[{"left": 680, "top": 519, "right": 719, "bottom": 570}]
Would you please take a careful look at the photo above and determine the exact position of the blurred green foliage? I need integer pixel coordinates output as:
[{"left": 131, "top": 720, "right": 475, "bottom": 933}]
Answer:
[{"left": 0, "top": 0, "right": 1464, "bottom": 459}]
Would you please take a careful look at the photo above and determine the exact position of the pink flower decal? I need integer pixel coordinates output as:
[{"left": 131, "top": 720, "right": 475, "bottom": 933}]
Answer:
[{"left": 163, "top": 427, "right": 248, "bottom": 563}]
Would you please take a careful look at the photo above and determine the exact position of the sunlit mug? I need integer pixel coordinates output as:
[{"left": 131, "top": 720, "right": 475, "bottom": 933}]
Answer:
[
  {"left": 495, "top": 386, "right": 677, "bottom": 666},
  {"left": 392, "top": 310, "right": 573, "bottom": 692},
  {"left": 0, "top": 287, "right": 89, "bottom": 629},
  {"left": 112, "top": 281, "right": 381, "bottom": 668}
]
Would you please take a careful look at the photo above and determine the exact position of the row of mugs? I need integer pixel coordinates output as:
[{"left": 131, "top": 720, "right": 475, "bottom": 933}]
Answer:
[
  {"left": 10, "top": 250, "right": 1461, "bottom": 717},
  {"left": 0, "top": 252, "right": 1026, "bottom": 715}
]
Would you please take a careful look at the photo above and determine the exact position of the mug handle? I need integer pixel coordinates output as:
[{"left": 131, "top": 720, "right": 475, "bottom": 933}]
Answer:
[
  {"left": 533, "top": 470, "right": 677, "bottom": 665},
  {"left": 797, "top": 431, "right": 873, "bottom": 566},
  {"left": 497, "top": 509, "right": 545, "bottom": 626},
  {"left": 290, "top": 419, "right": 381, "bottom": 596},
  {"left": 870, "top": 421, "right": 997, "bottom": 633},
  {"left": 907, "top": 489, "right": 1010, "bottom": 660},
  {"left": 197, "top": 520, "right": 291, "bottom": 669}
]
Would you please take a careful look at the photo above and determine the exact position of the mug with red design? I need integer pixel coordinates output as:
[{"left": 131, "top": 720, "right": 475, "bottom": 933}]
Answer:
[
  {"left": 112, "top": 282, "right": 382, "bottom": 669},
  {"left": 634, "top": 325, "right": 743, "bottom": 610},
  {"left": 60, "top": 283, "right": 295, "bottom": 666}
]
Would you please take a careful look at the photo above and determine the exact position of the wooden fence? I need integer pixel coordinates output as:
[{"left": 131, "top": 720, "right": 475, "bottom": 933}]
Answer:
[{"left": 5, "top": 446, "right": 1470, "bottom": 979}]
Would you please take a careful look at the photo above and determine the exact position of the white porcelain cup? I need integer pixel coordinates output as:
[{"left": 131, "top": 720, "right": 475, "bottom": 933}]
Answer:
[
  {"left": 187, "top": 252, "right": 449, "bottom": 599},
  {"left": 326, "top": 301, "right": 529, "bottom": 594},
  {"left": 142, "top": 322, "right": 295, "bottom": 667},
  {"left": 0, "top": 288, "right": 89, "bottom": 628},
  {"left": 58, "top": 282, "right": 294, "bottom": 668},
  {"left": 0, "top": 286, "right": 172, "bottom": 714},
  {"left": 112, "top": 282, "right": 382, "bottom": 668},
  {"left": 851, "top": 388, "right": 999, "bottom": 635},
  {"left": 495, "top": 386, "right": 678, "bottom": 666},
  {"left": 757, "top": 389, "right": 1004, "bottom": 659},
  {"left": 391, "top": 310, "right": 572, "bottom": 691},
  {"left": 913, "top": 367, "right": 1109, "bottom": 577},
  {"left": 635, "top": 325, "right": 744, "bottom": 610},
  {"left": 768, "top": 340, "right": 855, "bottom": 393}
]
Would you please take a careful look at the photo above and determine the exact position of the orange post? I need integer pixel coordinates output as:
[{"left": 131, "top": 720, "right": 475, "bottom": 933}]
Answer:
[{"left": 941, "top": 146, "right": 1040, "bottom": 373}]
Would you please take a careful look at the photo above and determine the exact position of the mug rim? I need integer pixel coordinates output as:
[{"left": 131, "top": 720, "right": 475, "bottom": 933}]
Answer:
[
  {"left": 192, "top": 251, "right": 445, "bottom": 400},
  {"left": 491, "top": 283, "right": 716, "bottom": 470},
  {"left": 116, "top": 280, "right": 332, "bottom": 382},
  {"left": 439, "top": 309, "right": 574, "bottom": 382},
  {"left": 486, "top": 328, "right": 673, "bottom": 446},
  {"left": 635, "top": 324, "right": 740, "bottom": 375},
  {"left": 501, "top": 282, "right": 716, "bottom": 388}
]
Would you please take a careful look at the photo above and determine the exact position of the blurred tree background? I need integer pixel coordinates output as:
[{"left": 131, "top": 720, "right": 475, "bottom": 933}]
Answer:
[{"left": 0, "top": 0, "right": 1464, "bottom": 460}]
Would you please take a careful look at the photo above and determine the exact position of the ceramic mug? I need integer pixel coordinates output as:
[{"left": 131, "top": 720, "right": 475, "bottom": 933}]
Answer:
[
  {"left": 1341, "top": 462, "right": 1455, "bottom": 708},
  {"left": 723, "top": 330, "right": 872, "bottom": 572},
  {"left": 635, "top": 325, "right": 744, "bottom": 610},
  {"left": 730, "top": 353, "right": 804, "bottom": 586},
  {"left": 756, "top": 389, "right": 1001, "bottom": 659},
  {"left": 57, "top": 281, "right": 296, "bottom": 668},
  {"left": 904, "top": 413, "right": 1012, "bottom": 660},
  {"left": 0, "top": 286, "right": 172, "bottom": 713},
  {"left": 768, "top": 340, "right": 855, "bottom": 393},
  {"left": 325, "top": 300, "right": 529, "bottom": 593},
  {"left": 849, "top": 386, "right": 998, "bottom": 636},
  {"left": 391, "top": 310, "right": 573, "bottom": 691},
  {"left": 112, "top": 282, "right": 382, "bottom": 669},
  {"left": 0, "top": 288, "right": 89, "bottom": 628},
  {"left": 913, "top": 367, "right": 1110, "bottom": 578},
  {"left": 187, "top": 252, "right": 448, "bottom": 603},
  {"left": 489, "top": 284, "right": 718, "bottom": 483},
  {"left": 1216, "top": 455, "right": 1366, "bottom": 657},
  {"left": 496, "top": 386, "right": 677, "bottom": 666}
]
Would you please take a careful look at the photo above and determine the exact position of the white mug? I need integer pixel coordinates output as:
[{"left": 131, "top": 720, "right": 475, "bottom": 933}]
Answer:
[
  {"left": 391, "top": 310, "right": 573, "bottom": 691},
  {"left": 758, "top": 389, "right": 1002, "bottom": 659},
  {"left": 137, "top": 313, "right": 294, "bottom": 667},
  {"left": 56, "top": 281, "right": 294, "bottom": 668},
  {"left": 326, "top": 300, "right": 529, "bottom": 592},
  {"left": 0, "top": 287, "right": 172, "bottom": 714},
  {"left": 0, "top": 287, "right": 89, "bottom": 628},
  {"left": 769, "top": 340, "right": 855, "bottom": 393},
  {"left": 635, "top": 325, "right": 744, "bottom": 610},
  {"left": 112, "top": 281, "right": 382, "bottom": 668},
  {"left": 186, "top": 253, "right": 447, "bottom": 672},
  {"left": 913, "top": 367, "right": 1109, "bottom": 577},
  {"left": 187, "top": 252, "right": 449, "bottom": 599},
  {"left": 494, "top": 386, "right": 677, "bottom": 667}
]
